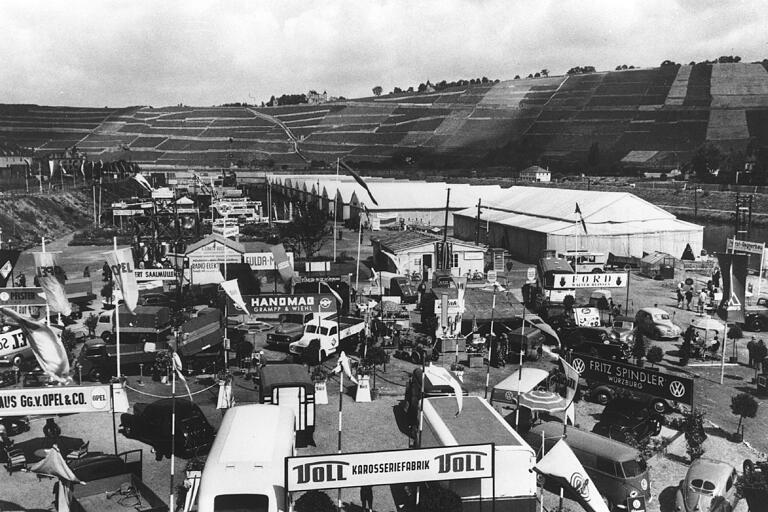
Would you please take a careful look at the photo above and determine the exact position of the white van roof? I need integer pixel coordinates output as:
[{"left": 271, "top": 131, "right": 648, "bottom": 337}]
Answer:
[{"left": 493, "top": 368, "right": 550, "bottom": 396}]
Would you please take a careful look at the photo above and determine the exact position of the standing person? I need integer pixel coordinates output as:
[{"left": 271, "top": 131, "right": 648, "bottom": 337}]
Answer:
[
  {"left": 360, "top": 485, "right": 374, "bottom": 512},
  {"left": 747, "top": 336, "right": 757, "bottom": 368},
  {"left": 697, "top": 288, "right": 708, "bottom": 314},
  {"left": 632, "top": 330, "right": 647, "bottom": 367},
  {"left": 685, "top": 287, "right": 694, "bottom": 311},
  {"left": 756, "top": 339, "right": 768, "bottom": 374},
  {"left": 713, "top": 268, "right": 721, "bottom": 289},
  {"left": 43, "top": 418, "right": 61, "bottom": 448},
  {"left": 676, "top": 286, "right": 685, "bottom": 309}
]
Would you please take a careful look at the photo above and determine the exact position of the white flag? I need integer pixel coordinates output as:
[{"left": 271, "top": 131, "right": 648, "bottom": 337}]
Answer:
[
  {"left": 132, "top": 172, "right": 153, "bottom": 192},
  {"left": 424, "top": 364, "right": 463, "bottom": 415},
  {"left": 104, "top": 247, "right": 139, "bottom": 313},
  {"left": 221, "top": 279, "right": 249, "bottom": 315},
  {"left": 173, "top": 352, "right": 193, "bottom": 401},
  {"left": 333, "top": 351, "right": 357, "bottom": 385},
  {"left": 32, "top": 251, "right": 71, "bottom": 316},
  {"left": 535, "top": 440, "right": 610, "bottom": 512}
]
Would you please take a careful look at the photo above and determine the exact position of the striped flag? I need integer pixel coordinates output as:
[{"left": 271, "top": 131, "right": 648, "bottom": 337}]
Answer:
[
  {"left": 340, "top": 160, "right": 378, "bottom": 206},
  {"left": 32, "top": 251, "right": 71, "bottom": 316},
  {"left": 104, "top": 247, "right": 139, "bottom": 314}
]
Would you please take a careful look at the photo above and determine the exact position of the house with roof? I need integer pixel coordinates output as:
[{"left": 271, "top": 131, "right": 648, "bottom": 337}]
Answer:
[
  {"left": 516, "top": 165, "right": 551, "bottom": 183},
  {"left": 371, "top": 230, "right": 486, "bottom": 278}
]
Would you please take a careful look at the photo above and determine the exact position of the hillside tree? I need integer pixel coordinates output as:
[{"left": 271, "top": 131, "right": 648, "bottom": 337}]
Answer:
[
  {"left": 279, "top": 203, "right": 332, "bottom": 260},
  {"left": 372, "top": 85, "right": 383, "bottom": 96}
]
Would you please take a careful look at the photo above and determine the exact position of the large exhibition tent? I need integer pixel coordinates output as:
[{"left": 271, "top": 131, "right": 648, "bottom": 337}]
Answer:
[{"left": 452, "top": 187, "right": 703, "bottom": 261}]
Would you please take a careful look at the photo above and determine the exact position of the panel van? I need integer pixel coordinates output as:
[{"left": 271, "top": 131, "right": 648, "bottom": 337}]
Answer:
[
  {"left": 526, "top": 421, "right": 651, "bottom": 510},
  {"left": 197, "top": 404, "right": 296, "bottom": 512}
]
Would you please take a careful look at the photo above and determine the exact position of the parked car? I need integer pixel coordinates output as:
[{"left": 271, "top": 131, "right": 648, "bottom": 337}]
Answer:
[
  {"left": 611, "top": 316, "right": 636, "bottom": 344},
  {"left": 0, "top": 416, "right": 30, "bottom": 436},
  {"left": 675, "top": 458, "right": 739, "bottom": 512},
  {"left": 635, "top": 307, "right": 681, "bottom": 340},
  {"left": 559, "top": 326, "right": 631, "bottom": 361},
  {"left": 586, "top": 382, "right": 672, "bottom": 414},
  {"left": 120, "top": 398, "right": 215, "bottom": 460},
  {"left": 592, "top": 398, "right": 663, "bottom": 444}
]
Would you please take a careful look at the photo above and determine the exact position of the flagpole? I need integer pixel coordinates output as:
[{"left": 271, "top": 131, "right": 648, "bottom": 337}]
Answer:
[
  {"left": 42, "top": 237, "right": 50, "bottom": 325},
  {"left": 113, "top": 237, "right": 122, "bottom": 379},
  {"left": 355, "top": 219, "right": 362, "bottom": 297},
  {"left": 515, "top": 302, "right": 525, "bottom": 430},
  {"left": 170, "top": 343, "right": 177, "bottom": 512},
  {"left": 337, "top": 369, "right": 344, "bottom": 509},
  {"left": 334, "top": 159, "right": 340, "bottom": 263},
  {"left": 485, "top": 285, "right": 496, "bottom": 399}
]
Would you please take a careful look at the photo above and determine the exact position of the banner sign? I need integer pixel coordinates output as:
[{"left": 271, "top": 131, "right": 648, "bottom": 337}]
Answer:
[
  {"left": 236, "top": 293, "right": 337, "bottom": 315},
  {"left": 244, "top": 252, "right": 295, "bottom": 271},
  {"left": 726, "top": 238, "right": 765, "bottom": 255},
  {"left": 552, "top": 273, "right": 627, "bottom": 289},
  {"left": 0, "top": 328, "right": 27, "bottom": 358},
  {"left": 213, "top": 225, "right": 240, "bottom": 238},
  {"left": 134, "top": 269, "right": 177, "bottom": 282},
  {"left": 286, "top": 444, "right": 494, "bottom": 492},
  {"left": 570, "top": 354, "right": 694, "bottom": 406},
  {"left": 188, "top": 241, "right": 242, "bottom": 272},
  {"left": 0, "top": 385, "right": 112, "bottom": 416},
  {"left": 0, "top": 287, "right": 46, "bottom": 306},
  {"left": 112, "top": 209, "right": 145, "bottom": 216}
]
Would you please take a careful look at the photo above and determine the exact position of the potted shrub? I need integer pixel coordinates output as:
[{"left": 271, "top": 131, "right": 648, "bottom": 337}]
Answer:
[
  {"left": 730, "top": 392, "right": 758, "bottom": 442},
  {"left": 84, "top": 313, "right": 98, "bottom": 339},
  {"left": 684, "top": 410, "right": 708, "bottom": 462},
  {"left": 646, "top": 346, "right": 664, "bottom": 369},
  {"left": 154, "top": 351, "right": 172, "bottom": 384},
  {"left": 295, "top": 490, "right": 337, "bottom": 512}
]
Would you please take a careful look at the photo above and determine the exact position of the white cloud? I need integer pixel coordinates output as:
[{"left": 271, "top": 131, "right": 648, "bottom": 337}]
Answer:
[{"left": 0, "top": 0, "right": 765, "bottom": 106}]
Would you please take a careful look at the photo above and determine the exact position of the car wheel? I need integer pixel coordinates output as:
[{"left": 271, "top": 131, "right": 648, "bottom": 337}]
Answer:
[
  {"left": 11, "top": 355, "right": 22, "bottom": 368},
  {"left": 101, "top": 331, "right": 113, "bottom": 343},
  {"left": 122, "top": 420, "right": 134, "bottom": 438},
  {"left": 750, "top": 318, "right": 763, "bottom": 332},
  {"left": 744, "top": 459, "right": 755, "bottom": 476},
  {"left": 651, "top": 400, "right": 668, "bottom": 414},
  {"left": 594, "top": 390, "right": 611, "bottom": 405},
  {"left": 88, "top": 368, "right": 102, "bottom": 382}
]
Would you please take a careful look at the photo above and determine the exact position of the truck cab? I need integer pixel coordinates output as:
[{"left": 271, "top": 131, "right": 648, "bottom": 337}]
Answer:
[{"left": 289, "top": 317, "right": 364, "bottom": 361}]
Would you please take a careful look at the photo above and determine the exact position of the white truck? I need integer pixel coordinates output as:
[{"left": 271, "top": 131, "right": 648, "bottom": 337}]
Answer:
[
  {"left": 289, "top": 316, "right": 365, "bottom": 361},
  {"left": 419, "top": 396, "right": 538, "bottom": 512}
]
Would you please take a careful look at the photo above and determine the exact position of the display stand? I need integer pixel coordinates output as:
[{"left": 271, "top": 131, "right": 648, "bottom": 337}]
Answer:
[
  {"left": 315, "top": 380, "right": 328, "bottom": 405},
  {"left": 355, "top": 375, "right": 371, "bottom": 402}
]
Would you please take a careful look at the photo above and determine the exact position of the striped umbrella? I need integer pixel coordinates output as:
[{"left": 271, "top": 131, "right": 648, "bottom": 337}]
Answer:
[{"left": 518, "top": 389, "right": 567, "bottom": 413}]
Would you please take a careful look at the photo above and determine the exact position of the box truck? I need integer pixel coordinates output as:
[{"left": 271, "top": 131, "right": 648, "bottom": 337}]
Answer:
[{"left": 419, "top": 396, "right": 538, "bottom": 512}]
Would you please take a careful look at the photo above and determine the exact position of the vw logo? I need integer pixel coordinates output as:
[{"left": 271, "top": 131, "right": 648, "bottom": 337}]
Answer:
[
  {"left": 319, "top": 298, "right": 332, "bottom": 309},
  {"left": 669, "top": 381, "right": 686, "bottom": 398},
  {"left": 504, "top": 391, "right": 514, "bottom": 400},
  {"left": 572, "top": 358, "right": 586, "bottom": 374},
  {"left": 640, "top": 478, "right": 648, "bottom": 490},
  {"left": 569, "top": 472, "right": 590, "bottom": 500}
]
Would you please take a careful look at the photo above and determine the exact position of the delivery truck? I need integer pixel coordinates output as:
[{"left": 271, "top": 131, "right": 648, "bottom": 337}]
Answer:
[
  {"left": 94, "top": 305, "right": 172, "bottom": 344},
  {"left": 289, "top": 316, "right": 365, "bottom": 361},
  {"left": 418, "top": 395, "right": 538, "bottom": 512},
  {"left": 266, "top": 312, "right": 331, "bottom": 348},
  {"left": 258, "top": 363, "right": 315, "bottom": 438}
]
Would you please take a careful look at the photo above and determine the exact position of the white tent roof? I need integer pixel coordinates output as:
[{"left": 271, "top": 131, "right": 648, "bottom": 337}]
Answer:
[{"left": 454, "top": 186, "right": 702, "bottom": 236}]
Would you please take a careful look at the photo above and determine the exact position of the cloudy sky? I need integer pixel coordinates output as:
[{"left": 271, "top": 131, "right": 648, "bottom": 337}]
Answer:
[{"left": 1, "top": 0, "right": 766, "bottom": 107}]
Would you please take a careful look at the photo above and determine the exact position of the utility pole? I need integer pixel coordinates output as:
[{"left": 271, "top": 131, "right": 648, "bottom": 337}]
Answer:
[{"left": 475, "top": 198, "right": 482, "bottom": 245}]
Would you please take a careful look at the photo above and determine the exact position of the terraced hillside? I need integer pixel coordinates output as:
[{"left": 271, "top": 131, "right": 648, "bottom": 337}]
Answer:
[{"left": 2, "top": 61, "right": 768, "bottom": 168}]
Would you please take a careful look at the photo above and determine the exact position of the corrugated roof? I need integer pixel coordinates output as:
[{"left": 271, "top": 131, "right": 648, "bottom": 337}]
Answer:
[
  {"left": 372, "top": 230, "right": 485, "bottom": 253},
  {"left": 185, "top": 234, "right": 245, "bottom": 254}
]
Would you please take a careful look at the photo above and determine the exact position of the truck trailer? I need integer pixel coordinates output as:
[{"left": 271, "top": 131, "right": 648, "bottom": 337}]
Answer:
[{"left": 419, "top": 395, "right": 538, "bottom": 512}]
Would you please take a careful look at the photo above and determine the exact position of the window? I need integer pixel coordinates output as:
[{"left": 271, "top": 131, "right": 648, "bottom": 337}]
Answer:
[
  {"left": 452, "top": 253, "right": 459, "bottom": 268},
  {"left": 214, "top": 494, "right": 269, "bottom": 512},
  {"left": 621, "top": 458, "right": 647, "bottom": 478},
  {"left": 413, "top": 257, "right": 422, "bottom": 268},
  {"left": 596, "top": 457, "right": 617, "bottom": 475}
]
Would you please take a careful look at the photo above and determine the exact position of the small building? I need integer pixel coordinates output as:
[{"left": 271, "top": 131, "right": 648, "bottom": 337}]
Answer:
[
  {"left": 517, "top": 165, "right": 551, "bottom": 183},
  {"left": 639, "top": 252, "right": 676, "bottom": 280},
  {"left": 371, "top": 230, "right": 486, "bottom": 278}
]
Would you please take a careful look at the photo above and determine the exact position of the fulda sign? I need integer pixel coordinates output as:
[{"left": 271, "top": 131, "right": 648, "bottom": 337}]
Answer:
[{"left": 286, "top": 444, "right": 494, "bottom": 492}]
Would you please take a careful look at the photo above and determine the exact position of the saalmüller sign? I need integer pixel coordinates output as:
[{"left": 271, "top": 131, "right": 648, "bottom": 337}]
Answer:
[{"left": 570, "top": 354, "right": 694, "bottom": 406}]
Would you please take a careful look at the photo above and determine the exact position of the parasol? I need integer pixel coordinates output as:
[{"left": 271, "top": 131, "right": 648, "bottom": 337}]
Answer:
[{"left": 517, "top": 389, "right": 568, "bottom": 413}]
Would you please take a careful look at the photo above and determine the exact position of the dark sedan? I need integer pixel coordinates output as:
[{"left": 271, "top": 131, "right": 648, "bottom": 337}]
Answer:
[
  {"left": 559, "top": 326, "right": 632, "bottom": 361},
  {"left": 592, "top": 398, "right": 663, "bottom": 444}
]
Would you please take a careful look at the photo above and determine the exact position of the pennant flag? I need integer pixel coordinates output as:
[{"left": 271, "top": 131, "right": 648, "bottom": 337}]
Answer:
[
  {"left": 132, "top": 172, "right": 153, "bottom": 192},
  {"left": 333, "top": 351, "right": 358, "bottom": 384},
  {"left": 559, "top": 358, "right": 580, "bottom": 405},
  {"left": 221, "top": 279, "right": 249, "bottom": 315},
  {"left": 79, "top": 160, "right": 86, "bottom": 176},
  {"left": 30, "top": 445, "right": 83, "bottom": 484},
  {"left": 32, "top": 252, "right": 71, "bottom": 316},
  {"left": 48, "top": 159, "right": 55, "bottom": 177},
  {"left": 340, "top": 160, "right": 378, "bottom": 206},
  {"left": 0, "top": 249, "right": 21, "bottom": 287},
  {"left": 424, "top": 364, "right": 463, "bottom": 415},
  {"left": 104, "top": 247, "right": 139, "bottom": 313},
  {"left": 0, "top": 307, "right": 71, "bottom": 383},
  {"left": 320, "top": 281, "right": 343, "bottom": 306},
  {"left": 575, "top": 203, "right": 588, "bottom": 235},
  {"left": 716, "top": 252, "right": 747, "bottom": 324},
  {"left": 216, "top": 378, "right": 234, "bottom": 409},
  {"left": 270, "top": 243, "right": 295, "bottom": 284},
  {"left": 535, "top": 440, "right": 610, "bottom": 512},
  {"left": 172, "top": 352, "right": 193, "bottom": 401}
]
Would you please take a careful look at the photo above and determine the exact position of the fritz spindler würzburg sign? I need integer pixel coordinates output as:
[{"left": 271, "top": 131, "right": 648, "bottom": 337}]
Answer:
[{"left": 570, "top": 354, "right": 694, "bottom": 406}]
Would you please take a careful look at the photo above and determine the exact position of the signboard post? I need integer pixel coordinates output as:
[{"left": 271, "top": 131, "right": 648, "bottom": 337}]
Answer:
[
  {"left": 285, "top": 444, "right": 494, "bottom": 492},
  {"left": 727, "top": 237, "right": 766, "bottom": 302},
  {"left": 569, "top": 354, "right": 694, "bottom": 406},
  {"left": 0, "top": 287, "right": 46, "bottom": 306}
]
